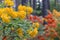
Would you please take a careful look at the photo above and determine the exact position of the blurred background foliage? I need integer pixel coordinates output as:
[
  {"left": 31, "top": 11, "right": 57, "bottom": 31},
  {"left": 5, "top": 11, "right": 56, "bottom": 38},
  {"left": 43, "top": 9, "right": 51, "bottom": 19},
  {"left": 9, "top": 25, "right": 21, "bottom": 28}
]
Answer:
[
  {"left": 0, "top": 2, "right": 5, "bottom": 8},
  {"left": 50, "top": 0, "right": 60, "bottom": 11}
]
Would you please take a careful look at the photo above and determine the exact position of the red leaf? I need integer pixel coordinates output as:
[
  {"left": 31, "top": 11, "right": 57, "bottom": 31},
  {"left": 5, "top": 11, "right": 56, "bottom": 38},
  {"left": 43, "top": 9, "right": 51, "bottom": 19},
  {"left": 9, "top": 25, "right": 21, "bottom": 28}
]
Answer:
[
  {"left": 33, "top": 16, "right": 37, "bottom": 20},
  {"left": 45, "top": 32, "right": 50, "bottom": 37},
  {"left": 2, "top": 36, "right": 7, "bottom": 40},
  {"left": 51, "top": 23, "right": 57, "bottom": 28},
  {"left": 29, "top": 15, "right": 33, "bottom": 20},
  {"left": 47, "top": 19, "right": 52, "bottom": 23}
]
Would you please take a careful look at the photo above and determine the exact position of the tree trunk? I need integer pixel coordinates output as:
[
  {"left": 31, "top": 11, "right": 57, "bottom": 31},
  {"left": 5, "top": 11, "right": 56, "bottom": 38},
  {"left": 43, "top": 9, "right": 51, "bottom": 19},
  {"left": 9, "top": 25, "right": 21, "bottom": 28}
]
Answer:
[
  {"left": 15, "top": 0, "right": 21, "bottom": 10},
  {"left": 0, "top": 0, "right": 2, "bottom": 2},
  {"left": 33, "top": 0, "right": 36, "bottom": 9},
  {"left": 47, "top": 0, "right": 50, "bottom": 9},
  {"left": 0, "top": 0, "right": 2, "bottom": 3},
  {"left": 42, "top": 0, "right": 48, "bottom": 17},
  {"left": 21, "top": 0, "right": 27, "bottom": 5}
]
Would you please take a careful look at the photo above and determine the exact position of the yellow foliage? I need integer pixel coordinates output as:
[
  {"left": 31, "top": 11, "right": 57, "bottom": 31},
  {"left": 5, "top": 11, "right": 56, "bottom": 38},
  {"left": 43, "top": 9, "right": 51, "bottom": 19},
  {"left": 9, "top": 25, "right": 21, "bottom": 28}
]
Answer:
[
  {"left": 3, "top": 7, "right": 13, "bottom": 14},
  {"left": 1, "top": 14, "right": 10, "bottom": 23},
  {"left": 53, "top": 9, "right": 60, "bottom": 17},
  {"left": 11, "top": 27, "right": 14, "bottom": 31},
  {"left": 18, "top": 5, "right": 26, "bottom": 11},
  {"left": 26, "top": 7, "right": 33, "bottom": 15},
  {"left": 4, "top": 0, "right": 14, "bottom": 6},
  {"left": 0, "top": 0, "right": 33, "bottom": 23},
  {"left": 10, "top": 11, "right": 18, "bottom": 18},
  {"left": 29, "top": 28, "right": 38, "bottom": 38},
  {"left": 17, "top": 28, "right": 24, "bottom": 37},
  {"left": 0, "top": 8, "right": 4, "bottom": 17},
  {"left": 33, "top": 22, "right": 40, "bottom": 28},
  {"left": 18, "top": 11, "right": 26, "bottom": 19}
]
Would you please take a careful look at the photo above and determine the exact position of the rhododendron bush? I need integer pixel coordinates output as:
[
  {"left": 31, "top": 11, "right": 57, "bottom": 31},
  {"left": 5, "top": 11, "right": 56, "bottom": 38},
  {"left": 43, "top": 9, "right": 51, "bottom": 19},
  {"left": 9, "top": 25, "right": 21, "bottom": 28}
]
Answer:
[{"left": 0, "top": 0, "right": 40, "bottom": 40}]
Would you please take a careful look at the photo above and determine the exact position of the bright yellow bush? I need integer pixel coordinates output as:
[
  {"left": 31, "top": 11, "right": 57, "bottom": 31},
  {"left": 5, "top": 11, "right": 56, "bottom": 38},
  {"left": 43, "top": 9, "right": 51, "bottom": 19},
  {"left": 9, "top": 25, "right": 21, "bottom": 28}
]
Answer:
[
  {"left": 33, "top": 22, "right": 40, "bottom": 28},
  {"left": 0, "top": 8, "right": 3, "bottom": 17},
  {"left": 0, "top": 0, "right": 33, "bottom": 23},
  {"left": 17, "top": 28, "right": 24, "bottom": 37},
  {"left": 4, "top": 0, "right": 14, "bottom": 6},
  {"left": 10, "top": 11, "right": 18, "bottom": 18},
  {"left": 29, "top": 28, "right": 38, "bottom": 37},
  {"left": 3, "top": 7, "right": 13, "bottom": 14},
  {"left": 26, "top": 7, "right": 33, "bottom": 15},
  {"left": 18, "top": 11, "right": 26, "bottom": 19},
  {"left": 18, "top": 5, "right": 26, "bottom": 11},
  {"left": 1, "top": 14, "right": 10, "bottom": 23}
]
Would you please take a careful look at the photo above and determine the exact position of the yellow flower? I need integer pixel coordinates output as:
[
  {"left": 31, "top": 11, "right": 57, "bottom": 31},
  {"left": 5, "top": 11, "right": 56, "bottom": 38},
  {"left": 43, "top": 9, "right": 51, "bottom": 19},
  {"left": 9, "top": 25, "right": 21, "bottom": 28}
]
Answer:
[
  {"left": 22, "top": 6, "right": 27, "bottom": 11},
  {"left": 53, "top": 9, "right": 60, "bottom": 17},
  {"left": 4, "top": 0, "right": 13, "bottom": 1},
  {"left": 53, "top": 9, "right": 57, "bottom": 16},
  {"left": 0, "top": 8, "right": 3, "bottom": 17},
  {"left": 10, "top": 11, "right": 18, "bottom": 18},
  {"left": 17, "top": 28, "right": 24, "bottom": 37},
  {"left": 26, "top": 7, "right": 33, "bottom": 15},
  {"left": 4, "top": 0, "right": 11, "bottom": 1},
  {"left": 18, "top": 5, "right": 26, "bottom": 11},
  {"left": 29, "top": 28, "right": 38, "bottom": 38},
  {"left": 27, "top": 29, "right": 31, "bottom": 34},
  {"left": 11, "top": 27, "right": 14, "bottom": 31},
  {"left": 33, "top": 22, "right": 40, "bottom": 28},
  {"left": 3, "top": 7, "right": 13, "bottom": 14},
  {"left": 27, "top": 27, "right": 33, "bottom": 34},
  {"left": 1, "top": 14, "right": 10, "bottom": 23},
  {"left": 4, "top": 0, "right": 14, "bottom": 6},
  {"left": 18, "top": 11, "right": 26, "bottom": 19},
  {"left": 3, "top": 7, "right": 17, "bottom": 19}
]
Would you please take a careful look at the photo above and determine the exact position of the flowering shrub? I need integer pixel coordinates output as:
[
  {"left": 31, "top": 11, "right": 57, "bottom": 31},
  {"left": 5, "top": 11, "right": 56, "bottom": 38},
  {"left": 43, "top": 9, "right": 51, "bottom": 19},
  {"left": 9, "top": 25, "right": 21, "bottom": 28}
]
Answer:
[
  {"left": 0, "top": 0, "right": 59, "bottom": 40},
  {"left": 0, "top": 0, "right": 40, "bottom": 40}
]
